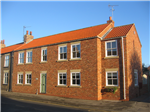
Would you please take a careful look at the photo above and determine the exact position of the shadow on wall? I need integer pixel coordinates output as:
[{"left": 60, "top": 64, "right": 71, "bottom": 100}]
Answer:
[{"left": 129, "top": 48, "right": 142, "bottom": 100}]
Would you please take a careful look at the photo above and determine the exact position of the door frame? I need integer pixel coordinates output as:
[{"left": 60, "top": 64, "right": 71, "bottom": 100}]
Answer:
[{"left": 40, "top": 73, "right": 47, "bottom": 93}]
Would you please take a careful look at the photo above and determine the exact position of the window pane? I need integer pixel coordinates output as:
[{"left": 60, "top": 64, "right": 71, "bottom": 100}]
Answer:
[
  {"left": 107, "top": 42, "right": 111, "bottom": 49},
  {"left": 112, "top": 42, "right": 116, "bottom": 48},
  {"left": 77, "top": 45, "right": 80, "bottom": 51},
  {"left": 77, "top": 80, "right": 80, "bottom": 85},
  {"left": 77, "top": 51, "right": 80, "bottom": 58},
  {"left": 60, "top": 54, "right": 63, "bottom": 59},
  {"left": 113, "top": 79, "right": 117, "bottom": 85},
  {"left": 59, "top": 75, "right": 62, "bottom": 78},
  {"left": 60, "top": 47, "right": 63, "bottom": 53},
  {"left": 76, "top": 73, "right": 80, "bottom": 78},
  {"left": 73, "top": 52, "right": 76, "bottom": 58},
  {"left": 73, "top": 80, "right": 75, "bottom": 84},
  {"left": 29, "top": 75, "right": 31, "bottom": 78},
  {"left": 63, "top": 75, "right": 66, "bottom": 78},
  {"left": 107, "top": 50, "right": 111, "bottom": 56},
  {"left": 107, "top": 73, "right": 111, "bottom": 78},
  {"left": 45, "top": 50, "right": 47, "bottom": 55},
  {"left": 112, "top": 49, "right": 117, "bottom": 55},
  {"left": 72, "top": 45, "right": 75, "bottom": 51},
  {"left": 64, "top": 53, "right": 67, "bottom": 59},
  {"left": 63, "top": 80, "right": 66, "bottom": 84},
  {"left": 108, "top": 79, "right": 112, "bottom": 85},
  {"left": 72, "top": 73, "right": 75, "bottom": 78},
  {"left": 60, "top": 80, "right": 62, "bottom": 84},
  {"left": 64, "top": 47, "right": 67, "bottom": 53}
]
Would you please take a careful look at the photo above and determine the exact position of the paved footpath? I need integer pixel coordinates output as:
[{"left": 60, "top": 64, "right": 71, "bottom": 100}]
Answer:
[{"left": 1, "top": 90, "right": 150, "bottom": 112}]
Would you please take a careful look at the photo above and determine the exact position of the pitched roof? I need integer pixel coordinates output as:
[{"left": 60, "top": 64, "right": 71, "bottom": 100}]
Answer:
[
  {"left": 104, "top": 24, "right": 133, "bottom": 39},
  {"left": 1, "top": 43, "right": 24, "bottom": 54},
  {"left": 15, "top": 23, "right": 110, "bottom": 51}
]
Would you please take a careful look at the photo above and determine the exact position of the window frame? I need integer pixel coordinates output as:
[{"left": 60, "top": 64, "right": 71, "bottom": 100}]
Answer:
[
  {"left": 70, "top": 72, "right": 81, "bottom": 86},
  {"left": 71, "top": 43, "right": 81, "bottom": 59},
  {"left": 3, "top": 72, "right": 8, "bottom": 84},
  {"left": 25, "top": 73, "right": 32, "bottom": 84},
  {"left": 58, "top": 72, "right": 67, "bottom": 85},
  {"left": 26, "top": 50, "right": 32, "bottom": 63},
  {"left": 41, "top": 47, "right": 47, "bottom": 62},
  {"left": 134, "top": 70, "right": 138, "bottom": 86},
  {"left": 106, "top": 71, "right": 118, "bottom": 86},
  {"left": 58, "top": 45, "right": 67, "bottom": 60},
  {"left": 18, "top": 52, "right": 24, "bottom": 64},
  {"left": 105, "top": 40, "right": 118, "bottom": 57},
  {"left": 4, "top": 54, "right": 9, "bottom": 67},
  {"left": 17, "top": 73, "right": 23, "bottom": 84}
]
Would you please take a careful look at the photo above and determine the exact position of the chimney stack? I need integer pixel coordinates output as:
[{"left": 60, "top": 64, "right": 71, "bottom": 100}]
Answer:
[
  {"left": 1, "top": 40, "right": 6, "bottom": 48},
  {"left": 24, "top": 30, "right": 34, "bottom": 43},
  {"left": 107, "top": 16, "right": 114, "bottom": 27}
]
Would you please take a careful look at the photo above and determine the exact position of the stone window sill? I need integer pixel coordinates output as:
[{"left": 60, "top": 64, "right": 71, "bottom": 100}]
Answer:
[
  {"left": 56, "top": 85, "right": 68, "bottom": 87},
  {"left": 69, "top": 86, "right": 82, "bottom": 88},
  {"left": 69, "top": 58, "right": 82, "bottom": 61},
  {"left": 40, "top": 61, "right": 47, "bottom": 64},
  {"left": 25, "top": 63, "right": 33, "bottom": 65},
  {"left": 104, "top": 56, "right": 119, "bottom": 59},
  {"left": 4, "top": 66, "right": 9, "bottom": 68},
  {"left": 16, "top": 84, "right": 23, "bottom": 86},
  {"left": 24, "top": 84, "right": 32, "bottom": 86},
  {"left": 17, "top": 63, "right": 24, "bottom": 65},
  {"left": 57, "top": 59, "right": 68, "bottom": 62},
  {"left": 3, "top": 83, "right": 8, "bottom": 85},
  {"left": 105, "top": 86, "right": 120, "bottom": 88}
]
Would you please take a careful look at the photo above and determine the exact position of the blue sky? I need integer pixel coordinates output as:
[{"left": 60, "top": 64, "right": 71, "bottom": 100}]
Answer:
[{"left": 1, "top": 1, "right": 150, "bottom": 66}]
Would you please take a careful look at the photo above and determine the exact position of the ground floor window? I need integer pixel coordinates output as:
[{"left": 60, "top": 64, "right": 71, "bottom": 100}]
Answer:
[
  {"left": 58, "top": 73, "right": 67, "bottom": 85},
  {"left": 106, "top": 71, "right": 118, "bottom": 86},
  {"left": 25, "top": 74, "right": 32, "bottom": 84},
  {"left": 3, "top": 72, "right": 8, "bottom": 84},
  {"left": 71, "top": 72, "right": 80, "bottom": 86},
  {"left": 17, "top": 74, "right": 23, "bottom": 84},
  {"left": 134, "top": 69, "right": 138, "bottom": 86}
]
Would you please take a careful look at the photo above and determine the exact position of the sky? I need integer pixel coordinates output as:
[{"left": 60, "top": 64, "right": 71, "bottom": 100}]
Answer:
[{"left": 1, "top": 1, "right": 150, "bottom": 66}]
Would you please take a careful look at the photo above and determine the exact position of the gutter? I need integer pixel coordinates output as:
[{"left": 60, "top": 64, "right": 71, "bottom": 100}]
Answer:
[{"left": 122, "top": 37, "right": 126, "bottom": 100}]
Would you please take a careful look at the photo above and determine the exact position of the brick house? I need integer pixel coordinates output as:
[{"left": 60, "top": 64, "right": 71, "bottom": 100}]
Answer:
[
  {"left": 11, "top": 17, "right": 146, "bottom": 101},
  {"left": 1, "top": 40, "right": 23, "bottom": 91}
]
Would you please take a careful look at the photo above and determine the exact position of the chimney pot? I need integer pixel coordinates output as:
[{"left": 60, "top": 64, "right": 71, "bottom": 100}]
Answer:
[
  {"left": 109, "top": 16, "right": 112, "bottom": 20},
  {"left": 26, "top": 30, "right": 29, "bottom": 35},
  {"left": 30, "top": 31, "right": 32, "bottom": 35}
]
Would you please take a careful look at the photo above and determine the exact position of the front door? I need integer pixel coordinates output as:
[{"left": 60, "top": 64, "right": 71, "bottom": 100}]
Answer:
[{"left": 41, "top": 73, "right": 46, "bottom": 93}]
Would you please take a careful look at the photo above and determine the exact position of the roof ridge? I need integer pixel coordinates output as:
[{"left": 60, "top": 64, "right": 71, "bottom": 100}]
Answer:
[
  {"left": 33, "top": 23, "right": 109, "bottom": 40},
  {"left": 113, "top": 23, "right": 134, "bottom": 28},
  {"left": 1, "top": 42, "right": 24, "bottom": 49}
]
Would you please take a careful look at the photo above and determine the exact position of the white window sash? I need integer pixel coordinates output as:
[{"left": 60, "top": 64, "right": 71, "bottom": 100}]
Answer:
[
  {"left": 41, "top": 48, "right": 47, "bottom": 62},
  {"left": 58, "top": 46, "right": 67, "bottom": 60},
  {"left": 26, "top": 51, "right": 32, "bottom": 63},
  {"left": 25, "top": 74, "right": 32, "bottom": 84},
  {"left": 105, "top": 40, "right": 117, "bottom": 57},
  {"left": 4, "top": 55, "right": 9, "bottom": 67},
  {"left": 18, "top": 52, "right": 24, "bottom": 64},
  {"left": 71, "top": 43, "right": 81, "bottom": 59},
  {"left": 71, "top": 72, "right": 80, "bottom": 86},
  {"left": 106, "top": 71, "right": 118, "bottom": 86},
  {"left": 3, "top": 72, "right": 8, "bottom": 84},
  {"left": 58, "top": 72, "right": 67, "bottom": 85}
]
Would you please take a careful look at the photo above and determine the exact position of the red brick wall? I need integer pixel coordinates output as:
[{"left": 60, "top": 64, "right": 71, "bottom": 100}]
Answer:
[
  {"left": 12, "top": 38, "right": 101, "bottom": 100},
  {"left": 101, "top": 38, "right": 124, "bottom": 100},
  {"left": 126, "top": 25, "right": 143, "bottom": 100}
]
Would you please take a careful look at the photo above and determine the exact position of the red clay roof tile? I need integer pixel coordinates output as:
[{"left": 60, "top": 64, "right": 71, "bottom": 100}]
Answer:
[
  {"left": 15, "top": 23, "right": 110, "bottom": 50},
  {"left": 104, "top": 24, "right": 133, "bottom": 39},
  {"left": 1, "top": 43, "right": 24, "bottom": 54}
]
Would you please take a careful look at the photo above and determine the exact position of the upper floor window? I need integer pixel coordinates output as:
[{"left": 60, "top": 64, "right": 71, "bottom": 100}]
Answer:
[
  {"left": 41, "top": 48, "right": 47, "bottom": 62},
  {"left": 106, "top": 40, "right": 117, "bottom": 57},
  {"left": 17, "top": 73, "right": 23, "bottom": 84},
  {"left": 71, "top": 43, "right": 80, "bottom": 59},
  {"left": 4, "top": 55, "right": 9, "bottom": 67},
  {"left": 106, "top": 71, "right": 118, "bottom": 86},
  {"left": 18, "top": 52, "right": 24, "bottom": 64},
  {"left": 26, "top": 50, "right": 32, "bottom": 63},
  {"left": 134, "top": 69, "right": 138, "bottom": 86},
  {"left": 3, "top": 72, "right": 8, "bottom": 84},
  {"left": 58, "top": 45, "right": 67, "bottom": 60}
]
